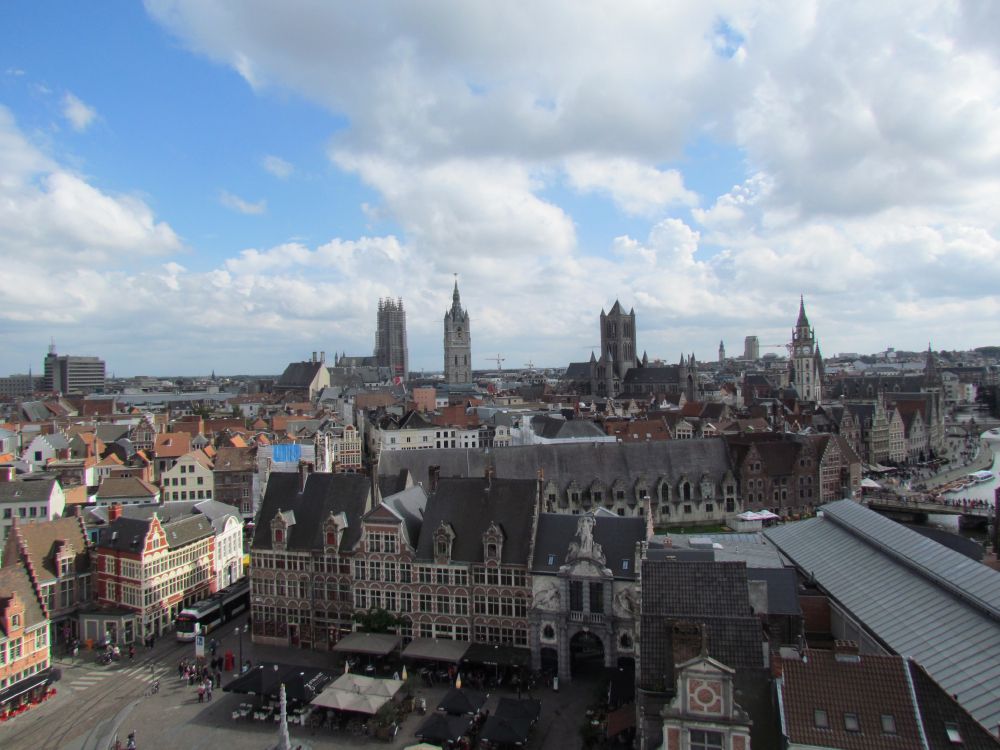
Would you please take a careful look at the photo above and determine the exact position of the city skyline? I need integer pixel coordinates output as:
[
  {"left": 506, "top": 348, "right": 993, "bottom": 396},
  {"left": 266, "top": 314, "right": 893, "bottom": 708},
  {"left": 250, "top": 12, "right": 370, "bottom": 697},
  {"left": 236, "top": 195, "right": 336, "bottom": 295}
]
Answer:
[{"left": 1, "top": 2, "right": 999, "bottom": 376}]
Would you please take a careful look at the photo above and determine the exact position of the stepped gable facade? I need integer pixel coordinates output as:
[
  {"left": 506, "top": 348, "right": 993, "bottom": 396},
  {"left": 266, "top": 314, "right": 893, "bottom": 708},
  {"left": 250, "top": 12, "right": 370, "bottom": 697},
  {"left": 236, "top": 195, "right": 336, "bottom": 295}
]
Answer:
[
  {"left": 1, "top": 515, "right": 91, "bottom": 645},
  {"left": 250, "top": 472, "right": 372, "bottom": 649},
  {"left": 351, "top": 486, "right": 427, "bottom": 639},
  {"left": 378, "top": 441, "right": 739, "bottom": 526}
]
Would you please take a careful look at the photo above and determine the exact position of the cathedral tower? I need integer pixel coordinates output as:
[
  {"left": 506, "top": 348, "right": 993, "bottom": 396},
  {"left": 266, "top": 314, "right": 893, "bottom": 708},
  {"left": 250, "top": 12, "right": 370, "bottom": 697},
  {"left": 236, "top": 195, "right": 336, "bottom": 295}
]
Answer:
[
  {"left": 443, "top": 278, "right": 472, "bottom": 384},
  {"left": 596, "top": 301, "right": 636, "bottom": 396},
  {"left": 375, "top": 297, "right": 408, "bottom": 381},
  {"left": 789, "top": 296, "right": 823, "bottom": 402}
]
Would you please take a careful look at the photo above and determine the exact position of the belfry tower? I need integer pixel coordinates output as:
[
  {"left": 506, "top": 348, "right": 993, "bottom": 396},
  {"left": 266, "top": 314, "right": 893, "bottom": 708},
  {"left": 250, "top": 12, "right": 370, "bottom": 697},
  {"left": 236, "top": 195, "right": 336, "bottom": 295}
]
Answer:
[{"left": 443, "top": 278, "right": 472, "bottom": 384}]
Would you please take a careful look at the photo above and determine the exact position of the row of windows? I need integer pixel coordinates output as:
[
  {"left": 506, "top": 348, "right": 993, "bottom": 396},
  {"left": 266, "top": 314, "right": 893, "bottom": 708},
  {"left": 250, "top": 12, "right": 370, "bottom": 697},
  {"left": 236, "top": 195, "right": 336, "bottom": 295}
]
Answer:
[
  {"left": 471, "top": 567, "right": 527, "bottom": 588},
  {"left": 473, "top": 625, "right": 528, "bottom": 648},
  {"left": 366, "top": 531, "right": 398, "bottom": 554},
  {"left": 2, "top": 505, "right": 48, "bottom": 519},
  {"left": 0, "top": 657, "right": 49, "bottom": 691},
  {"left": 473, "top": 595, "right": 527, "bottom": 618},
  {"left": 0, "top": 627, "right": 48, "bottom": 667}
]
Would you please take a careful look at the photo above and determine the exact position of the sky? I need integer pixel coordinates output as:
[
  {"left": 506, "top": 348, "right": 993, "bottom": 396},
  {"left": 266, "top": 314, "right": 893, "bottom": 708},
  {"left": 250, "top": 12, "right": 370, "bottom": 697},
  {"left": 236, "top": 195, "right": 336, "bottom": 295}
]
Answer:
[{"left": 1, "top": 1, "right": 999, "bottom": 377}]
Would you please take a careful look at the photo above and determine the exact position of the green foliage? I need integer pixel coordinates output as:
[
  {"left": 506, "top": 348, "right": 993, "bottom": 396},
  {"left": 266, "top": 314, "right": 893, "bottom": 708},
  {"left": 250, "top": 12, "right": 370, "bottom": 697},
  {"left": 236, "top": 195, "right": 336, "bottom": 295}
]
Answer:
[{"left": 353, "top": 608, "right": 402, "bottom": 634}]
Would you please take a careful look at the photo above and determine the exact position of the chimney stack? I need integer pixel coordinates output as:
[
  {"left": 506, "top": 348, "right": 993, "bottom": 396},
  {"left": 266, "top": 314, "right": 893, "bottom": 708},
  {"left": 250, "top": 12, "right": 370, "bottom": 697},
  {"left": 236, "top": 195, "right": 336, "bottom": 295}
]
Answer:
[
  {"left": 643, "top": 494, "right": 655, "bottom": 540},
  {"left": 108, "top": 503, "right": 123, "bottom": 521},
  {"left": 312, "top": 351, "right": 317, "bottom": 363},
  {"left": 0, "top": 466, "right": 13, "bottom": 483},
  {"left": 429, "top": 465, "right": 441, "bottom": 493}
]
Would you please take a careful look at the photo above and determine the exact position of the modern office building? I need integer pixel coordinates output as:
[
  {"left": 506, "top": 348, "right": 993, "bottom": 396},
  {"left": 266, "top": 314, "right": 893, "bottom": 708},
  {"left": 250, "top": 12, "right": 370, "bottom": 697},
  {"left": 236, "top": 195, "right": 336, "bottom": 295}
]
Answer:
[{"left": 42, "top": 345, "right": 105, "bottom": 395}]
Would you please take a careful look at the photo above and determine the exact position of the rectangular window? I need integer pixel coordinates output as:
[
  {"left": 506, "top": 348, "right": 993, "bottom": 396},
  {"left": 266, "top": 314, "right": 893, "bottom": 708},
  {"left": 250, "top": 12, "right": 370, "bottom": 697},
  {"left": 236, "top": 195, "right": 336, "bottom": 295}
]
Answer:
[
  {"left": 689, "top": 729, "right": 724, "bottom": 750},
  {"left": 843, "top": 713, "right": 860, "bottom": 732},
  {"left": 569, "top": 581, "right": 583, "bottom": 612},
  {"left": 589, "top": 582, "right": 604, "bottom": 613},
  {"left": 814, "top": 709, "right": 829, "bottom": 729},
  {"left": 880, "top": 714, "right": 896, "bottom": 734}
]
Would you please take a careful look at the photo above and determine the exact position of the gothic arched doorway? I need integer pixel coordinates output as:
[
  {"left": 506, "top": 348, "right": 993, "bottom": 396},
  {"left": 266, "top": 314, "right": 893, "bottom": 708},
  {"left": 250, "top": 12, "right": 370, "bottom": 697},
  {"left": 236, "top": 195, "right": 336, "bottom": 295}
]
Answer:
[{"left": 570, "top": 630, "right": 605, "bottom": 677}]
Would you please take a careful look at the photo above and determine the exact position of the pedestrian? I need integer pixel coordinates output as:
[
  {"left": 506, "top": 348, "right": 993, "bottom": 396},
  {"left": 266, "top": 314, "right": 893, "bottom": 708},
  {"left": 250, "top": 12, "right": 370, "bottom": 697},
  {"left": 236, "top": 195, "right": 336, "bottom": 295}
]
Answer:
[
  {"left": 129, "top": 645, "right": 135, "bottom": 661},
  {"left": 198, "top": 684, "right": 205, "bottom": 703}
]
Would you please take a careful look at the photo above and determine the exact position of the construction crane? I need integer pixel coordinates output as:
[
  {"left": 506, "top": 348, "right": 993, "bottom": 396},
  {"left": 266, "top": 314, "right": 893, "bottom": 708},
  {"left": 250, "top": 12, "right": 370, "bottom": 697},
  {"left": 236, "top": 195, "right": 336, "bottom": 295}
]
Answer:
[
  {"left": 524, "top": 360, "right": 536, "bottom": 370},
  {"left": 485, "top": 353, "right": 506, "bottom": 370}
]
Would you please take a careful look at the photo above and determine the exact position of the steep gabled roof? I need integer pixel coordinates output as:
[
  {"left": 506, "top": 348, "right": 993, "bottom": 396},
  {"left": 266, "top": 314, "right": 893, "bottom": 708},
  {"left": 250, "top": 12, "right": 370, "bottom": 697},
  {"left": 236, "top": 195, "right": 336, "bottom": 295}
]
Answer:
[
  {"left": 532, "top": 513, "right": 644, "bottom": 579},
  {"left": 0, "top": 562, "right": 46, "bottom": 634},
  {"left": 253, "top": 472, "right": 371, "bottom": 553},
  {"left": 276, "top": 361, "right": 325, "bottom": 389},
  {"left": 415, "top": 477, "right": 536, "bottom": 565},
  {"left": 5, "top": 516, "right": 90, "bottom": 582}
]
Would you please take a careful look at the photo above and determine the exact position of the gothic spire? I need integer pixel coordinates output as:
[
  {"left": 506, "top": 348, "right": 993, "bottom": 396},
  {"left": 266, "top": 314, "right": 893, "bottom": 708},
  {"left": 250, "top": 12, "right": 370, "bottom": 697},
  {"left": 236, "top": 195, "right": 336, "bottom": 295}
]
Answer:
[{"left": 796, "top": 295, "right": 810, "bottom": 328}]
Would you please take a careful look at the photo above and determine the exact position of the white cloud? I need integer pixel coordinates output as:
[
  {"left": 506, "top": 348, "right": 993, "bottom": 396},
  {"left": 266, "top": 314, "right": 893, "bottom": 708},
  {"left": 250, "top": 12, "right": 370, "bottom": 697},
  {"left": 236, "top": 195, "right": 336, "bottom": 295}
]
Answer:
[
  {"left": 62, "top": 93, "right": 97, "bottom": 131},
  {"left": 6, "top": 0, "right": 995, "bottom": 374},
  {"left": 262, "top": 154, "right": 293, "bottom": 179},
  {"left": 219, "top": 189, "right": 266, "bottom": 215},
  {"left": 565, "top": 157, "right": 698, "bottom": 217}
]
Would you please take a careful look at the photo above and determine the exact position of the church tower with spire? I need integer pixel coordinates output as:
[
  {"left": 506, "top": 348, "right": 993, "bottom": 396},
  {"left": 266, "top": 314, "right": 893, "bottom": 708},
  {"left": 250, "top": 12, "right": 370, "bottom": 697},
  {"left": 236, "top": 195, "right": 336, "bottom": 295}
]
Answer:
[
  {"left": 594, "top": 301, "right": 636, "bottom": 397},
  {"left": 443, "top": 277, "right": 472, "bottom": 384},
  {"left": 789, "top": 296, "right": 823, "bottom": 402}
]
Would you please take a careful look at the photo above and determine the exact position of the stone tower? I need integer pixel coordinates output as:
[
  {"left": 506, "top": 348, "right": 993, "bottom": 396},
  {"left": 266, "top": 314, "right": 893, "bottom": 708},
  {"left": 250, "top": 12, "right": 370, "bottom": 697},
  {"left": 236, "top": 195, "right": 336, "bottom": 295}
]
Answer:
[
  {"left": 375, "top": 297, "right": 408, "bottom": 381},
  {"left": 718, "top": 340, "right": 725, "bottom": 364},
  {"left": 789, "top": 296, "right": 823, "bottom": 402},
  {"left": 596, "top": 301, "right": 636, "bottom": 397},
  {"left": 443, "top": 278, "right": 472, "bottom": 384}
]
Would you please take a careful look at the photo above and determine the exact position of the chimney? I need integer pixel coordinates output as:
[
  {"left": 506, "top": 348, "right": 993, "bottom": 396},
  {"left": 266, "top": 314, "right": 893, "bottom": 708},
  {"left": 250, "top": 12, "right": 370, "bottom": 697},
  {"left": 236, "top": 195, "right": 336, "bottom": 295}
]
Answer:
[
  {"left": 312, "top": 351, "right": 317, "bottom": 363},
  {"left": 770, "top": 652, "right": 784, "bottom": 678},
  {"left": 108, "top": 503, "right": 123, "bottom": 521},
  {"left": 429, "top": 465, "right": 441, "bottom": 493},
  {"left": 833, "top": 640, "right": 860, "bottom": 663},
  {"left": 671, "top": 622, "right": 703, "bottom": 666},
  {"left": 320, "top": 351, "right": 325, "bottom": 363},
  {"left": 0, "top": 466, "right": 13, "bottom": 483},
  {"left": 485, "top": 466, "right": 494, "bottom": 489}
]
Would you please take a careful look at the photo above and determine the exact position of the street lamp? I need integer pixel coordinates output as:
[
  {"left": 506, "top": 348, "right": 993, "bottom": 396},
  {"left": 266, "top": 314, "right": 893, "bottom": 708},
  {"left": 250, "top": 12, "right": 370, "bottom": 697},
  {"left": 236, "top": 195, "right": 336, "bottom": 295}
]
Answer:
[{"left": 236, "top": 623, "right": 248, "bottom": 673}]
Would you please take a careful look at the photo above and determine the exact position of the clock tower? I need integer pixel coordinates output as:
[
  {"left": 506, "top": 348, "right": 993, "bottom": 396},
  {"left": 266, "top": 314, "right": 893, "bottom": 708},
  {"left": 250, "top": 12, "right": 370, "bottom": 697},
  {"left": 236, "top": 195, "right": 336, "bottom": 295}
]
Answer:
[{"left": 444, "top": 278, "right": 472, "bottom": 384}]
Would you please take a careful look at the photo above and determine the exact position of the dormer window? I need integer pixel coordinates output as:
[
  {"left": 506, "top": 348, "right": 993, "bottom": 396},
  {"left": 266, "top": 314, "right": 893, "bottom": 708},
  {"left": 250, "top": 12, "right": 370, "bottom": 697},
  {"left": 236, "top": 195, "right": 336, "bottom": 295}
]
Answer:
[
  {"left": 10, "top": 613, "right": 20, "bottom": 628},
  {"left": 437, "top": 539, "right": 449, "bottom": 557},
  {"left": 273, "top": 529, "right": 283, "bottom": 543},
  {"left": 326, "top": 531, "right": 336, "bottom": 546},
  {"left": 487, "top": 543, "right": 498, "bottom": 558}
]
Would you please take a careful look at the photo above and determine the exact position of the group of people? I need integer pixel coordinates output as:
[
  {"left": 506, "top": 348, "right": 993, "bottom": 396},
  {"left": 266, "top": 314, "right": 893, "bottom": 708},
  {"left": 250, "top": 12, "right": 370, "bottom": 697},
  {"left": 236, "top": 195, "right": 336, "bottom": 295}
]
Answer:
[{"left": 178, "top": 658, "right": 223, "bottom": 703}]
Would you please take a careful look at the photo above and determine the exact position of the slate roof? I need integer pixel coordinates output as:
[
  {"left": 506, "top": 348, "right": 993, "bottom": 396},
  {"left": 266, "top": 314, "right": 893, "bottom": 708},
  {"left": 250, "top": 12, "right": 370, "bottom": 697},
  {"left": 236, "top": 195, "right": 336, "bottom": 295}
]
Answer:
[
  {"left": 0, "top": 478, "right": 57, "bottom": 505},
  {"left": 765, "top": 499, "right": 1000, "bottom": 734},
  {"left": 531, "top": 513, "right": 645, "bottom": 579},
  {"left": 252, "top": 472, "right": 371, "bottom": 553},
  {"left": 277, "top": 361, "right": 326, "bottom": 389},
  {"left": 562, "top": 362, "right": 591, "bottom": 379},
  {"left": 745, "top": 568, "right": 801, "bottom": 615},
  {"left": 908, "top": 659, "right": 1000, "bottom": 749},
  {"left": 530, "top": 416, "right": 607, "bottom": 440},
  {"left": 623, "top": 365, "right": 681, "bottom": 385},
  {"left": 378, "top": 440, "right": 734, "bottom": 490},
  {"left": 415, "top": 477, "right": 537, "bottom": 565},
  {"left": 639, "top": 559, "right": 765, "bottom": 692},
  {"left": 378, "top": 486, "right": 428, "bottom": 549},
  {"left": 95, "top": 511, "right": 215, "bottom": 553},
  {"left": 96, "top": 424, "right": 129, "bottom": 444},
  {"left": 0, "top": 562, "right": 46, "bottom": 635}
]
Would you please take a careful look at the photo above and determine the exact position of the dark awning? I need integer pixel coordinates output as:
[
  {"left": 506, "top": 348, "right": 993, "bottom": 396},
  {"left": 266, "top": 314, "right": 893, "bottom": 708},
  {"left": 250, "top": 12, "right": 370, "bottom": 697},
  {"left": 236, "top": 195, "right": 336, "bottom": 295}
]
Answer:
[
  {"left": 436, "top": 687, "right": 488, "bottom": 716},
  {"left": 0, "top": 668, "right": 51, "bottom": 705},
  {"left": 402, "top": 638, "right": 470, "bottom": 663},
  {"left": 332, "top": 632, "right": 401, "bottom": 656},
  {"left": 223, "top": 662, "right": 331, "bottom": 702},
  {"left": 462, "top": 643, "right": 531, "bottom": 668}
]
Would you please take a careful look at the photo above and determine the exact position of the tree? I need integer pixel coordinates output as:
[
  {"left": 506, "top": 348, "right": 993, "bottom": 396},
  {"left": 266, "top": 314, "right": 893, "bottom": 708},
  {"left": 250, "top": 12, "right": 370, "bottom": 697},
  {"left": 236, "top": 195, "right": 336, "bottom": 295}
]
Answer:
[{"left": 353, "top": 608, "right": 402, "bottom": 634}]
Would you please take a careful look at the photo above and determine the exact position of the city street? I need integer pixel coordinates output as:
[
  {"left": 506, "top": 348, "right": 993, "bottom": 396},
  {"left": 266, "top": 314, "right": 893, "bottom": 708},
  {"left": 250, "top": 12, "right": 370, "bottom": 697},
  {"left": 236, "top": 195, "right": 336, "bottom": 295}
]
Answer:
[{"left": 0, "top": 613, "right": 599, "bottom": 750}]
